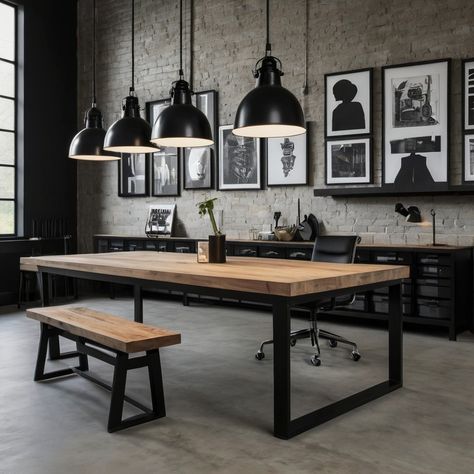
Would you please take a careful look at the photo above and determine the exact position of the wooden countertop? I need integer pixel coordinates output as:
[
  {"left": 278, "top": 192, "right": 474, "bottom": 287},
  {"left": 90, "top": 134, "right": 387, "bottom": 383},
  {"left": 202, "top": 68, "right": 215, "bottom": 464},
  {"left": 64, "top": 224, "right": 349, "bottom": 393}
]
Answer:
[{"left": 23, "top": 251, "right": 409, "bottom": 297}]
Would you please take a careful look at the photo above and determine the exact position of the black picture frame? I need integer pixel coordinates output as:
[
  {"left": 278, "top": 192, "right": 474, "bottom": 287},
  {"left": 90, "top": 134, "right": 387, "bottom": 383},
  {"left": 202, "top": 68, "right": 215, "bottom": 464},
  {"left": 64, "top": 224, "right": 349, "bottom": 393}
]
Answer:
[
  {"left": 265, "top": 123, "right": 310, "bottom": 187},
  {"left": 382, "top": 58, "right": 451, "bottom": 192},
  {"left": 183, "top": 89, "right": 218, "bottom": 190},
  {"left": 118, "top": 153, "right": 150, "bottom": 197},
  {"left": 325, "top": 136, "right": 372, "bottom": 185},
  {"left": 217, "top": 125, "right": 263, "bottom": 191},
  {"left": 325, "top": 68, "right": 373, "bottom": 138},
  {"left": 462, "top": 57, "right": 474, "bottom": 132},
  {"left": 151, "top": 149, "right": 180, "bottom": 197}
]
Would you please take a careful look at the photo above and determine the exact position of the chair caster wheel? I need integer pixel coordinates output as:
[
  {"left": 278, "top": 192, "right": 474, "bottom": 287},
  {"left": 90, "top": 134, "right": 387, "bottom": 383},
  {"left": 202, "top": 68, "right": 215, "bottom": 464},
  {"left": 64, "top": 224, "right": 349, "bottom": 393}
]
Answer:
[
  {"left": 328, "top": 339, "right": 337, "bottom": 348},
  {"left": 311, "top": 355, "right": 321, "bottom": 366},
  {"left": 290, "top": 338, "right": 297, "bottom": 347},
  {"left": 351, "top": 351, "right": 361, "bottom": 361},
  {"left": 255, "top": 351, "right": 265, "bottom": 361}
]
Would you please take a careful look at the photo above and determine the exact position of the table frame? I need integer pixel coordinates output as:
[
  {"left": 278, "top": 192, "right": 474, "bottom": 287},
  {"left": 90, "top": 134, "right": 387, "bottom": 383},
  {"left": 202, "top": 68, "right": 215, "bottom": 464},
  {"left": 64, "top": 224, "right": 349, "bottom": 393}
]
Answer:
[{"left": 38, "top": 266, "right": 403, "bottom": 439}]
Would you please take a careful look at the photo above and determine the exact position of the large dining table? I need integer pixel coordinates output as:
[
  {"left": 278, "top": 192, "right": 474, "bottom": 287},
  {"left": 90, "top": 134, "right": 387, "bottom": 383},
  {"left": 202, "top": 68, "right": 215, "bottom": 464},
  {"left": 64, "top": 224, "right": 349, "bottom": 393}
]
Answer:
[{"left": 22, "top": 251, "right": 409, "bottom": 439}]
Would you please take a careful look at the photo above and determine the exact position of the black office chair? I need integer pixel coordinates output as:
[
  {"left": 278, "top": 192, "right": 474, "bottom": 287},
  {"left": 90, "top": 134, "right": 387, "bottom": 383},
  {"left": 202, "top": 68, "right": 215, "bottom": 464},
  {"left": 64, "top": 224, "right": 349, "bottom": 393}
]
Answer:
[{"left": 255, "top": 235, "right": 361, "bottom": 366}]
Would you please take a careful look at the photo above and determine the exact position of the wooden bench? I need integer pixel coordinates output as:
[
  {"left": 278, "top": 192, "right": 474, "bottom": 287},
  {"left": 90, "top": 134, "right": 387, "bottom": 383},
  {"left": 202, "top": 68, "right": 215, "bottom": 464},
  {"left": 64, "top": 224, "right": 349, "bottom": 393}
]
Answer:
[{"left": 27, "top": 306, "right": 181, "bottom": 432}]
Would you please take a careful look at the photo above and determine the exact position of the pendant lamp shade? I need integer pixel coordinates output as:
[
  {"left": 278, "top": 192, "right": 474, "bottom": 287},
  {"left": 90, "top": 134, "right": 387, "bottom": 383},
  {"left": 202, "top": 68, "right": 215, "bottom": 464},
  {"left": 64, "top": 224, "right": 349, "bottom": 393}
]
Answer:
[
  {"left": 68, "top": 0, "right": 119, "bottom": 161},
  {"left": 103, "top": 94, "right": 157, "bottom": 153},
  {"left": 233, "top": 0, "right": 305, "bottom": 138},
  {"left": 103, "top": 0, "right": 157, "bottom": 154},
  {"left": 150, "top": 0, "right": 213, "bottom": 148},
  {"left": 151, "top": 80, "right": 213, "bottom": 148}
]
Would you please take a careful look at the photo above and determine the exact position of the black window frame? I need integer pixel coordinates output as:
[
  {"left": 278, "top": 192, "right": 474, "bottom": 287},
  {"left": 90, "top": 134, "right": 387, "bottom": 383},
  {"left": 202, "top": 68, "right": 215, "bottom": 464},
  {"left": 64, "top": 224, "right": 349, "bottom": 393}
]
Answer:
[{"left": 0, "top": 0, "right": 18, "bottom": 238}]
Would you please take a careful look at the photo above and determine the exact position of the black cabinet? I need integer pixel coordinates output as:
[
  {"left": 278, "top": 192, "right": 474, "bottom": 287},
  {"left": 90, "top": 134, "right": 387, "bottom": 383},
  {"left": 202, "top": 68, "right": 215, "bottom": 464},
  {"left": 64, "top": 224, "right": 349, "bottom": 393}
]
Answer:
[{"left": 93, "top": 235, "right": 473, "bottom": 340}]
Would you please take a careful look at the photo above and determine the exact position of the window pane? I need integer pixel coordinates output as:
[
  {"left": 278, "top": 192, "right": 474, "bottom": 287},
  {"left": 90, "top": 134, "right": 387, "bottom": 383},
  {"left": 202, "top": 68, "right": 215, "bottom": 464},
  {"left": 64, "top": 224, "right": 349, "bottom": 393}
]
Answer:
[
  {"left": 0, "top": 97, "right": 14, "bottom": 130},
  {"left": 0, "top": 3, "right": 15, "bottom": 61},
  {"left": 0, "top": 132, "right": 14, "bottom": 164},
  {"left": 0, "top": 200, "right": 14, "bottom": 234},
  {"left": 0, "top": 166, "right": 14, "bottom": 198},
  {"left": 0, "top": 61, "right": 14, "bottom": 97}
]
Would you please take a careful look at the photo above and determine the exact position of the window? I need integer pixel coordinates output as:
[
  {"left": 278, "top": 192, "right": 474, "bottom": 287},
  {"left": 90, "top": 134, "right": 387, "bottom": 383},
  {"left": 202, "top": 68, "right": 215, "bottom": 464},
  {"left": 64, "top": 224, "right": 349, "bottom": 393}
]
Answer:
[{"left": 0, "top": 1, "right": 17, "bottom": 236}]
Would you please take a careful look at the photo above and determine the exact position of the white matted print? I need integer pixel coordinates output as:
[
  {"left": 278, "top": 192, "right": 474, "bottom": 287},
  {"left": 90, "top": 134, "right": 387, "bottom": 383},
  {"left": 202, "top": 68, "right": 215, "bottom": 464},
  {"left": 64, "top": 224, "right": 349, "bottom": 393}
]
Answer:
[
  {"left": 383, "top": 60, "right": 449, "bottom": 188},
  {"left": 266, "top": 131, "right": 308, "bottom": 186},
  {"left": 326, "top": 137, "right": 371, "bottom": 185},
  {"left": 218, "top": 125, "right": 261, "bottom": 190},
  {"left": 463, "top": 134, "right": 474, "bottom": 182},
  {"left": 325, "top": 69, "right": 372, "bottom": 137},
  {"left": 463, "top": 59, "right": 474, "bottom": 131}
]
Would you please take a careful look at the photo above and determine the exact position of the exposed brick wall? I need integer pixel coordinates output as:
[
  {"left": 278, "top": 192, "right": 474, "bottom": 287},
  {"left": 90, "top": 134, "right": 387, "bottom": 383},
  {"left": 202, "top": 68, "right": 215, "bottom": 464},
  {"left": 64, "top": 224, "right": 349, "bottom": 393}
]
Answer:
[{"left": 77, "top": 0, "right": 474, "bottom": 252}]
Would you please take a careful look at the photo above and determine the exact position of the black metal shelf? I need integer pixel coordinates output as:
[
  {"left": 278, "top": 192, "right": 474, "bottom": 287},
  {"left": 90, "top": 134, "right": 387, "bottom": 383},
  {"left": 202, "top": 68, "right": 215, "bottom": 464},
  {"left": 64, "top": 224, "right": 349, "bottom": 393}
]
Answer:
[{"left": 313, "top": 184, "right": 474, "bottom": 198}]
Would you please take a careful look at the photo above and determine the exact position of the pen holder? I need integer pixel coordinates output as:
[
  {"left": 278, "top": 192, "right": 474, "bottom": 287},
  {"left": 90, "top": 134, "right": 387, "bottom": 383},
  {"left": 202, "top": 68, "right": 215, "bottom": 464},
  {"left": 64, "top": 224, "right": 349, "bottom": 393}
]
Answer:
[{"left": 209, "top": 234, "right": 226, "bottom": 263}]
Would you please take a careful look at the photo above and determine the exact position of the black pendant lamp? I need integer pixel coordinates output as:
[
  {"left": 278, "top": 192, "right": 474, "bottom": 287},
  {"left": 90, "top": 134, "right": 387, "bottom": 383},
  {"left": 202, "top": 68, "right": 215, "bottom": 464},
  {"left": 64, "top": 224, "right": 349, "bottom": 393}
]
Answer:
[
  {"left": 150, "top": 0, "right": 213, "bottom": 148},
  {"left": 233, "top": 0, "right": 305, "bottom": 138},
  {"left": 69, "top": 0, "right": 118, "bottom": 161},
  {"left": 103, "top": 0, "right": 157, "bottom": 153}
]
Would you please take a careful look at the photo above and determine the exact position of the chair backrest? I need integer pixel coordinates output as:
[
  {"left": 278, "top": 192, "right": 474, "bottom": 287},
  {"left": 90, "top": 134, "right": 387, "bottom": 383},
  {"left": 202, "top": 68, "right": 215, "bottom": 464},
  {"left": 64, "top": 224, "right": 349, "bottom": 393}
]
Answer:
[{"left": 311, "top": 235, "right": 359, "bottom": 264}]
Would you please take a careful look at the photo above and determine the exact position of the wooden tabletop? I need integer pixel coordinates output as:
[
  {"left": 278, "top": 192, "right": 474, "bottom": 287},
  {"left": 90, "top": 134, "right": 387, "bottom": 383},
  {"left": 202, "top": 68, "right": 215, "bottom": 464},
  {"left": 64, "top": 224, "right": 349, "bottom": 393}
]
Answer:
[{"left": 22, "top": 251, "right": 409, "bottom": 297}]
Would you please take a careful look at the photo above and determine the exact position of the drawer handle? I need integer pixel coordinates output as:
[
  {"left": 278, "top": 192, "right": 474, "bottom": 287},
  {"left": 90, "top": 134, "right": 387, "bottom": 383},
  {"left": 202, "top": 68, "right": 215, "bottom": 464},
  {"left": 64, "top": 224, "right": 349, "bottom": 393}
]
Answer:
[
  {"left": 290, "top": 251, "right": 306, "bottom": 257},
  {"left": 264, "top": 251, "right": 279, "bottom": 256}
]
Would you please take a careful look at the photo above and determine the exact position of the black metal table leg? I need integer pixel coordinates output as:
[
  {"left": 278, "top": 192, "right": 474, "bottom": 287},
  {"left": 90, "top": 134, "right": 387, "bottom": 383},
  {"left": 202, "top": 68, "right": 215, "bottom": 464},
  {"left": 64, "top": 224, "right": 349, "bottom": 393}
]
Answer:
[
  {"left": 272, "top": 298, "right": 291, "bottom": 439},
  {"left": 147, "top": 349, "right": 166, "bottom": 418},
  {"left": 389, "top": 283, "right": 403, "bottom": 384},
  {"left": 134, "top": 285, "right": 143, "bottom": 323},
  {"left": 108, "top": 353, "right": 128, "bottom": 432}
]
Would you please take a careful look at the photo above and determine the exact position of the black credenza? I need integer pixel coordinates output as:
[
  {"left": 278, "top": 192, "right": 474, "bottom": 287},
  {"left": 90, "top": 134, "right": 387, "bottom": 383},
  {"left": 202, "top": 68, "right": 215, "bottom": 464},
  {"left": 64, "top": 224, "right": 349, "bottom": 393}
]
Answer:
[{"left": 93, "top": 235, "right": 473, "bottom": 340}]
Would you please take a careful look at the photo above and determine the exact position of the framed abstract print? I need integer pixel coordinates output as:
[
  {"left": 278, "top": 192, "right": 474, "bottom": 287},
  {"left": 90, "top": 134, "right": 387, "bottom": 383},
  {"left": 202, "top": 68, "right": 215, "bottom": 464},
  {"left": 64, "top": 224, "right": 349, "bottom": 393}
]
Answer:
[
  {"left": 325, "top": 137, "right": 372, "bottom": 185},
  {"left": 325, "top": 68, "right": 372, "bottom": 137},
  {"left": 118, "top": 153, "right": 149, "bottom": 197},
  {"left": 383, "top": 59, "right": 450, "bottom": 190},
  {"left": 463, "top": 134, "right": 474, "bottom": 183},
  {"left": 463, "top": 58, "right": 474, "bottom": 131},
  {"left": 151, "top": 149, "right": 180, "bottom": 197},
  {"left": 218, "top": 125, "right": 261, "bottom": 190}
]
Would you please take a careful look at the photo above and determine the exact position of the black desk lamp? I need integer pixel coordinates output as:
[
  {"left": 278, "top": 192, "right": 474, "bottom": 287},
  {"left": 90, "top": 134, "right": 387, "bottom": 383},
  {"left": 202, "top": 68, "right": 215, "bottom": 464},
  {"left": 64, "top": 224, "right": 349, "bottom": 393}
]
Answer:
[{"left": 395, "top": 203, "right": 422, "bottom": 223}]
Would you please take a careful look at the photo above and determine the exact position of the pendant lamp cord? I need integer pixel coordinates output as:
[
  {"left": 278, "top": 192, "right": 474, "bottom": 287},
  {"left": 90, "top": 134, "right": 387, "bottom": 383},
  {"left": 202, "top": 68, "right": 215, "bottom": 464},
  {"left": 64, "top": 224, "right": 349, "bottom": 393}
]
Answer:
[
  {"left": 265, "top": 0, "right": 271, "bottom": 55},
  {"left": 131, "top": 0, "right": 135, "bottom": 93},
  {"left": 92, "top": 0, "right": 96, "bottom": 105},
  {"left": 179, "top": 0, "right": 184, "bottom": 79}
]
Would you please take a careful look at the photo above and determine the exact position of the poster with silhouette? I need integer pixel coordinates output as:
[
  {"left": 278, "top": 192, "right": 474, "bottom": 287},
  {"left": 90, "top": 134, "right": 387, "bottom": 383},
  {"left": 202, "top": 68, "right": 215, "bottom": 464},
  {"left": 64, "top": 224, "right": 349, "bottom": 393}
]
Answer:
[
  {"left": 218, "top": 125, "right": 261, "bottom": 190},
  {"left": 118, "top": 153, "right": 149, "bottom": 197},
  {"left": 463, "top": 134, "right": 474, "bottom": 182},
  {"left": 266, "top": 130, "right": 308, "bottom": 186},
  {"left": 463, "top": 59, "right": 474, "bottom": 131},
  {"left": 152, "top": 150, "right": 179, "bottom": 196},
  {"left": 326, "top": 137, "right": 371, "bottom": 185},
  {"left": 325, "top": 68, "right": 372, "bottom": 137},
  {"left": 383, "top": 60, "right": 449, "bottom": 189}
]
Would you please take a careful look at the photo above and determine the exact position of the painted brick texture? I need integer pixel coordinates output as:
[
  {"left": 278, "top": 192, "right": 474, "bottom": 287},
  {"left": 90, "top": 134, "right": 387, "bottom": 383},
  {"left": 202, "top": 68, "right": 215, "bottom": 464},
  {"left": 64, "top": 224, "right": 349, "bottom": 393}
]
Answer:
[{"left": 77, "top": 0, "right": 474, "bottom": 251}]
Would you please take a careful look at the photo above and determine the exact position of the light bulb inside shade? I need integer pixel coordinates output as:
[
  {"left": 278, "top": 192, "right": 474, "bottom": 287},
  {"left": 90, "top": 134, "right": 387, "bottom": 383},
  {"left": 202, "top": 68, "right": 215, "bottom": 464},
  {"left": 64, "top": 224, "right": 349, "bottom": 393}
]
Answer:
[
  {"left": 103, "top": 145, "right": 158, "bottom": 154},
  {"left": 232, "top": 124, "right": 306, "bottom": 138},
  {"left": 69, "top": 154, "right": 120, "bottom": 161},
  {"left": 150, "top": 137, "right": 214, "bottom": 148}
]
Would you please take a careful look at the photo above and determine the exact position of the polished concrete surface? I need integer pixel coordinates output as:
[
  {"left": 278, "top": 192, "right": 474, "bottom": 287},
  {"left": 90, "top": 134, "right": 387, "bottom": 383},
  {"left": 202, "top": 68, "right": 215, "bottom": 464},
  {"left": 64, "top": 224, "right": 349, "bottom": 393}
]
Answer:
[{"left": 0, "top": 296, "right": 473, "bottom": 473}]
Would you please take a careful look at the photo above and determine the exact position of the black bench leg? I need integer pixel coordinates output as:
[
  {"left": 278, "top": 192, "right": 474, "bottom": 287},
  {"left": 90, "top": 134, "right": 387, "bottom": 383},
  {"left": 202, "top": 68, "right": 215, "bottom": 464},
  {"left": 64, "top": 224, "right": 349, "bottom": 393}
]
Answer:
[
  {"left": 108, "top": 353, "right": 128, "bottom": 432},
  {"left": 148, "top": 349, "right": 166, "bottom": 418}
]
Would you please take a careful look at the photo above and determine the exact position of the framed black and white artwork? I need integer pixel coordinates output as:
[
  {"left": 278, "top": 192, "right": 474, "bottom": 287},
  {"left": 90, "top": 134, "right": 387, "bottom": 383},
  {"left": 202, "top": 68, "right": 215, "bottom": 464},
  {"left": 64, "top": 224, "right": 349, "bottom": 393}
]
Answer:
[
  {"left": 218, "top": 125, "right": 261, "bottom": 190},
  {"left": 118, "top": 153, "right": 149, "bottom": 197},
  {"left": 325, "top": 68, "right": 372, "bottom": 137},
  {"left": 463, "top": 58, "right": 474, "bottom": 131},
  {"left": 325, "top": 137, "right": 372, "bottom": 185},
  {"left": 151, "top": 149, "right": 180, "bottom": 197},
  {"left": 463, "top": 134, "right": 474, "bottom": 183},
  {"left": 266, "top": 128, "right": 308, "bottom": 186},
  {"left": 383, "top": 59, "right": 450, "bottom": 189},
  {"left": 183, "top": 90, "right": 217, "bottom": 190}
]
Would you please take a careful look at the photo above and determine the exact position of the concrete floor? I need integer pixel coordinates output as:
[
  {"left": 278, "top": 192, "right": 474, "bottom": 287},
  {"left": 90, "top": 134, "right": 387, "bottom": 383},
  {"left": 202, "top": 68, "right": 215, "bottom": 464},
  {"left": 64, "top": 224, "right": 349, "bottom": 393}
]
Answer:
[{"left": 0, "top": 295, "right": 473, "bottom": 474}]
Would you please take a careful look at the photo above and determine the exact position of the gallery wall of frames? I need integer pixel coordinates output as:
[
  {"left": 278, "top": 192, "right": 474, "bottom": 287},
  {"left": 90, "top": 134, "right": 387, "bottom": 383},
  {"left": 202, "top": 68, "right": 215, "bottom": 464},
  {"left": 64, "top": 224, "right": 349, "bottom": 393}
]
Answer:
[{"left": 117, "top": 58, "right": 474, "bottom": 199}]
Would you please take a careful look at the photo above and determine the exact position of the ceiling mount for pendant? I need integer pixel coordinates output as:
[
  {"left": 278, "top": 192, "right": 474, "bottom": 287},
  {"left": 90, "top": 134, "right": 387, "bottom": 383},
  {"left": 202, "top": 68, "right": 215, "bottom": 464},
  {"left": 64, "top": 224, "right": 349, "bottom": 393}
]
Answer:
[
  {"left": 233, "top": 0, "right": 306, "bottom": 138},
  {"left": 150, "top": 0, "right": 213, "bottom": 148},
  {"left": 103, "top": 0, "right": 157, "bottom": 154}
]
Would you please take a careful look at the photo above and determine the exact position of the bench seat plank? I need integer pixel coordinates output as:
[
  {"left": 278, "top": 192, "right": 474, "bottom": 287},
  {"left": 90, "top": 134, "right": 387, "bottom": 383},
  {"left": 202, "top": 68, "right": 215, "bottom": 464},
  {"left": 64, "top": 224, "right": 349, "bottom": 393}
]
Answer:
[{"left": 27, "top": 306, "right": 181, "bottom": 353}]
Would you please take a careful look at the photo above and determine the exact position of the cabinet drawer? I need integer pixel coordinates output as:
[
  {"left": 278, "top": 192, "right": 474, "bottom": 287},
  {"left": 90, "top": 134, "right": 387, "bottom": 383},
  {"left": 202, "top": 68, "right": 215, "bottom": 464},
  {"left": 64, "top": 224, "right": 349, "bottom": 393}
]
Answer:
[
  {"left": 416, "top": 283, "right": 451, "bottom": 299},
  {"left": 418, "top": 254, "right": 451, "bottom": 266},
  {"left": 418, "top": 265, "right": 452, "bottom": 278},
  {"left": 355, "top": 250, "right": 371, "bottom": 263},
  {"left": 145, "top": 241, "right": 159, "bottom": 251},
  {"left": 287, "top": 248, "right": 312, "bottom": 260},
  {"left": 374, "top": 252, "right": 411, "bottom": 264},
  {"left": 417, "top": 299, "right": 451, "bottom": 320},
  {"left": 258, "top": 246, "right": 285, "bottom": 258},
  {"left": 97, "top": 239, "right": 108, "bottom": 253},
  {"left": 109, "top": 239, "right": 124, "bottom": 252},
  {"left": 234, "top": 246, "right": 258, "bottom": 257},
  {"left": 174, "top": 243, "right": 195, "bottom": 253}
]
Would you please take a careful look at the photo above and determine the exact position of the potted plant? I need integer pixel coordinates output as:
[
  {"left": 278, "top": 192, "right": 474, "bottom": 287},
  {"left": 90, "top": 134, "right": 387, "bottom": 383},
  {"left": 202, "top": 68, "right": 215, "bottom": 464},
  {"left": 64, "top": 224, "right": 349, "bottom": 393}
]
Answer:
[{"left": 197, "top": 197, "right": 226, "bottom": 263}]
